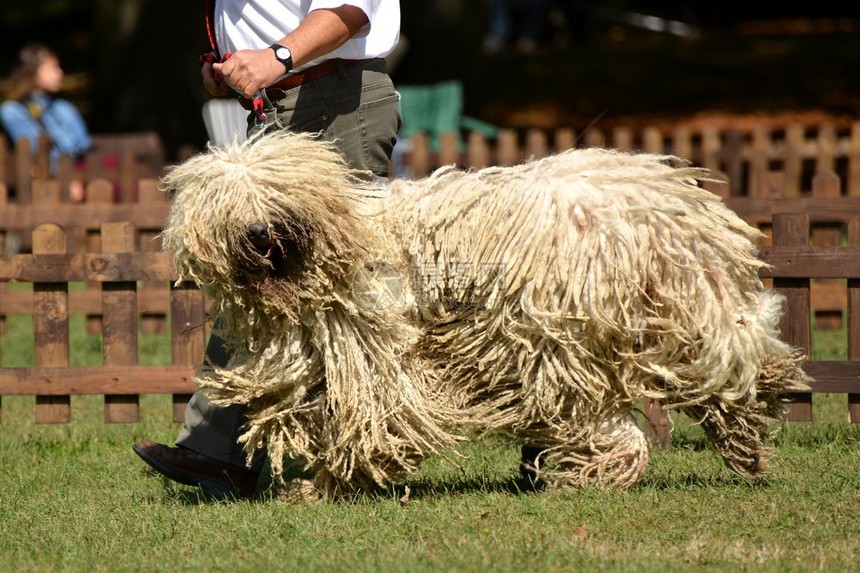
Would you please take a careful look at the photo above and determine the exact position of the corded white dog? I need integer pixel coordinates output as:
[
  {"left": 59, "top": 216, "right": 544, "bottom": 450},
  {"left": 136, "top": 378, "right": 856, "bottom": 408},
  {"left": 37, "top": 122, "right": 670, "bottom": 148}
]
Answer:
[{"left": 160, "top": 131, "right": 810, "bottom": 500}]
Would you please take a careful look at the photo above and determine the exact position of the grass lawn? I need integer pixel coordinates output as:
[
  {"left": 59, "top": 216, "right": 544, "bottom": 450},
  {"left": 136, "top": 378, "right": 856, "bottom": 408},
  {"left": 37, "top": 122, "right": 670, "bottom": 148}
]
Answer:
[{"left": 0, "top": 310, "right": 858, "bottom": 572}]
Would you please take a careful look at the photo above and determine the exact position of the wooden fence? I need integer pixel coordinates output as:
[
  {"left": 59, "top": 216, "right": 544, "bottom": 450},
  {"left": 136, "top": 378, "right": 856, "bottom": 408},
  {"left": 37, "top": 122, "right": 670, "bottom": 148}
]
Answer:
[
  {"left": 1, "top": 170, "right": 854, "bottom": 332},
  {"left": 713, "top": 170, "right": 858, "bottom": 331},
  {"left": 405, "top": 120, "right": 860, "bottom": 198},
  {"left": 0, "top": 215, "right": 858, "bottom": 442},
  {"left": 1, "top": 119, "right": 860, "bottom": 440},
  {"left": 1, "top": 131, "right": 166, "bottom": 204},
  {"left": 763, "top": 212, "right": 860, "bottom": 422},
  {"left": 0, "top": 177, "right": 172, "bottom": 334},
  {"left": 0, "top": 223, "right": 201, "bottom": 424},
  {"left": 5, "top": 118, "right": 860, "bottom": 200}
]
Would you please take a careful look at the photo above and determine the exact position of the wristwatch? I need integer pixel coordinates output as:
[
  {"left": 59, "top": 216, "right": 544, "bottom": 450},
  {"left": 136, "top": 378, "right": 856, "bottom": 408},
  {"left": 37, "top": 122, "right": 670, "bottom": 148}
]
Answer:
[{"left": 269, "top": 43, "right": 293, "bottom": 72}]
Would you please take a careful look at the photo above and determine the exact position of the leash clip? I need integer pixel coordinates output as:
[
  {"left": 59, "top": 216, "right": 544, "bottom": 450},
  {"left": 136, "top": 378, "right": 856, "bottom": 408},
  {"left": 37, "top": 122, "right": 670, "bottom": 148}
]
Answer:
[{"left": 252, "top": 91, "right": 267, "bottom": 125}]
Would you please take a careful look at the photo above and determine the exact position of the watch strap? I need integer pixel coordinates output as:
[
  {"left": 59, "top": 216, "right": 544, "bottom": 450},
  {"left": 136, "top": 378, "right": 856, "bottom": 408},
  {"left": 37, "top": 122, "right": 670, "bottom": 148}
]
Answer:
[{"left": 269, "top": 43, "right": 293, "bottom": 72}]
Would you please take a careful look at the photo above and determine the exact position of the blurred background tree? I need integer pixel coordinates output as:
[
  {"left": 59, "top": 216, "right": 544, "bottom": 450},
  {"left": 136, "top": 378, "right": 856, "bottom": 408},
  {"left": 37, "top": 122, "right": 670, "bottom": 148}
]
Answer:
[{"left": 1, "top": 0, "right": 209, "bottom": 159}]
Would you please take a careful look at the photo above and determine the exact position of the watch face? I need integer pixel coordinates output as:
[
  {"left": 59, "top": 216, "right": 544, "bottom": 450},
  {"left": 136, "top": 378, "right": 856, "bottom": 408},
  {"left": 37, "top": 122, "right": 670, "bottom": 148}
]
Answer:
[{"left": 275, "top": 47, "right": 291, "bottom": 60}]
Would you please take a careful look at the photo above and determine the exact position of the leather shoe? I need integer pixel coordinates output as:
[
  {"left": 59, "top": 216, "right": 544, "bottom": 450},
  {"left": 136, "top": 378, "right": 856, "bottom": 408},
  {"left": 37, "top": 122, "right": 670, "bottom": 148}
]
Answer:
[
  {"left": 520, "top": 445, "right": 543, "bottom": 483},
  {"left": 132, "top": 439, "right": 258, "bottom": 498}
]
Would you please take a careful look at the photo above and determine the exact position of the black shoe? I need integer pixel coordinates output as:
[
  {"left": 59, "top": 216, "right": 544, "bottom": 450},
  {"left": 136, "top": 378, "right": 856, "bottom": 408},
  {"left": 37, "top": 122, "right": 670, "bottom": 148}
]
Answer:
[
  {"left": 133, "top": 439, "right": 258, "bottom": 498},
  {"left": 520, "top": 445, "right": 543, "bottom": 483}
]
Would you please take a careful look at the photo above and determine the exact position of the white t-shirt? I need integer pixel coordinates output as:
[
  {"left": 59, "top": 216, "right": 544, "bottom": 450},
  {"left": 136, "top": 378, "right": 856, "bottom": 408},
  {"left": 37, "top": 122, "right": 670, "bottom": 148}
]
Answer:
[{"left": 214, "top": 0, "right": 400, "bottom": 73}]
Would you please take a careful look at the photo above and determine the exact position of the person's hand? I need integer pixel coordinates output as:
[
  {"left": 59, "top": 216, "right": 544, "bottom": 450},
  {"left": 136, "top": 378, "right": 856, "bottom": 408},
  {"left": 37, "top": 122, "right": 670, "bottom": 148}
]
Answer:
[
  {"left": 213, "top": 49, "right": 287, "bottom": 98},
  {"left": 201, "top": 57, "right": 230, "bottom": 97}
]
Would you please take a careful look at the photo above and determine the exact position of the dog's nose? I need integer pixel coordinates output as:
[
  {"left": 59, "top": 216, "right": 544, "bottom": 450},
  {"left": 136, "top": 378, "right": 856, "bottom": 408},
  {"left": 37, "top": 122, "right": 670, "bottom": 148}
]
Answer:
[{"left": 247, "top": 223, "right": 271, "bottom": 248}]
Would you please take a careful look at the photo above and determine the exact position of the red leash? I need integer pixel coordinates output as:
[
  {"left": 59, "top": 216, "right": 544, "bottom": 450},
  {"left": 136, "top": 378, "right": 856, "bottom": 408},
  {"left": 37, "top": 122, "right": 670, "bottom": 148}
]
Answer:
[{"left": 199, "top": 51, "right": 266, "bottom": 124}]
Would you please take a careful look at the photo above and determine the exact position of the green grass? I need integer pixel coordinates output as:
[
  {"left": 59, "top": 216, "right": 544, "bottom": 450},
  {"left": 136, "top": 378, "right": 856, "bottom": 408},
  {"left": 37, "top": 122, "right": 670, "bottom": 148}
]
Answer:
[{"left": 1, "top": 311, "right": 859, "bottom": 573}]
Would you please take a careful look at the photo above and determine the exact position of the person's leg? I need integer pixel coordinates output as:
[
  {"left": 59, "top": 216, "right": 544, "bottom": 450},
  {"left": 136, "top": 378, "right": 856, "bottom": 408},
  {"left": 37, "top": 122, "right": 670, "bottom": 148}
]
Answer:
[
  {"left": 483, "top": 0, "right": 512, "bottom": 54},
  {"left": 318, "top": 59, "right": 401, "bottom": 179},
  {"left": 133, "top": 329, "right": 262, "bottom": 498},
  {"left": 175, "top": 333, "right": 264, "bottom": 470}
]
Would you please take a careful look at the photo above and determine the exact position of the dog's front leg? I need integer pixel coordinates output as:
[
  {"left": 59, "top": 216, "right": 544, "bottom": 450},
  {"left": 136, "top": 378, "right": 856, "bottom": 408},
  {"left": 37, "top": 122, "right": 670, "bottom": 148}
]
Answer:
[{"left": 310, "top": 301, "right": 461, "bottom": 498}]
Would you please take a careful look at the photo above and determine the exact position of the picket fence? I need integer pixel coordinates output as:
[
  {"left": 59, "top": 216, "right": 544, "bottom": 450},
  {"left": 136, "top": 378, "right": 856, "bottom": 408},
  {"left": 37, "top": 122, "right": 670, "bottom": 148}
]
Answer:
[
  {"left": 4, "top": 118, "right": 860, "bottom": 199},
  {"left": 406, "top": 120, "right": 860, "bottom": 198},
  {"left": 0, "top": 223, "right": 200, "bottom": 425},
  {"left": 1, "top": 131, "right": 166, "bottom": 205},
  {"left": 0, "top": 213, "right": 858, "bottom": 445}
]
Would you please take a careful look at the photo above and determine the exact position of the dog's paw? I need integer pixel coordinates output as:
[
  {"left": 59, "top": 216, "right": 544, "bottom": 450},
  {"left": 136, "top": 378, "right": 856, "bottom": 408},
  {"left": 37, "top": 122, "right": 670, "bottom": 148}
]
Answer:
[{"left": 277, "top": 479, "right": 324, "bottom": 503}]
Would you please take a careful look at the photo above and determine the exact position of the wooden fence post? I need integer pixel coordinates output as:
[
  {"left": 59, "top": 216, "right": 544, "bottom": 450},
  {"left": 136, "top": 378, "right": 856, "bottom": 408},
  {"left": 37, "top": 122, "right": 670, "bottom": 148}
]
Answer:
[
  {"left": 748, "top": 126, "right": 769, "bottom": 198},
  {"left": 784, "top": 125, "right": 804, "bottom": 197},
  {"left": 407, "top": 132, "right": 430, "bottom": 178},
  {"left": 0, "top": 185, "right": 7, "bottom": 336},
  {"left": 14, "top": 137, "right": 32, "bottom": 204},
  {"left": 611, "top": 126, "right": 632, "bottom": 151},
  {"left": 670, "top": 125, "right": 692, "bottom": 162},
  {"left": 525, "top": 128, "right": 548, "bottom": 159},
  {"left": 772, "top": 212, "right": 813, "bottom": 421},
  {"left": 33, "top": 223, "right": 71, "bottom": 423},
  {"left": 496, "top": 129, "right": 519, "bottom": 166},
  {"left": 848, "top": 121, "right": 860, "bottom": 197},
  {"left": 848, "top": 216, "right": 860, "bottom": 423},
  {"left": 85, "top": 178, "right": 117, "bottom": 334},
  {"left": 816, "top": 124, "right": 837, "bottom": 175},
  {"left": 56, "top": 155, "right": 75, "bottom": 203},
  {"left": 810, "top": 171, "right": 844, "bottom": 330},
  {"left": 642, "top": 126, "right": 663, "bottom": 154},
  {"left": 138, "top": 178, "right": 168, "bottom": 334},
  {"left": 102, "top": 222, "right": 140, "bottom": 422},
  {"left": 554, "top": 128, "right": 575, "bottom": 152},
  {"left": 724, "top": 129, "right": 744, "bottom": 196},
  {"left": 466, "top": 131, "right": 491, "bottom": 170},
  {"left": 582, "top": 126, "right": 604, "bottom": 149},
  {"left": 701, "top": 127, "right": 721, "bottom": 176},
  {"left": 438, "top": 132, "right": 460, "bottom": 167},
  {"left": 118, "top": 152, "right": 138, "bottom": 203},
  {"left": 0, "top": 137, "right": 6, "bottom": 193},
  {"left": 170, "top": 281, "right": 206, "bottom": 422},
  {"left": 642, "top": 400, "right": 671, "bottom": 448}
]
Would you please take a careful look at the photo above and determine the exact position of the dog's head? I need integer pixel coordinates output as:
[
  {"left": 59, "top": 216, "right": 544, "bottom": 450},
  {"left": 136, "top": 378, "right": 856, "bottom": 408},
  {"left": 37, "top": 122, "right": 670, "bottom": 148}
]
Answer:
[{"left": 159, "top": 131, "right": 379, "bottom": 319}]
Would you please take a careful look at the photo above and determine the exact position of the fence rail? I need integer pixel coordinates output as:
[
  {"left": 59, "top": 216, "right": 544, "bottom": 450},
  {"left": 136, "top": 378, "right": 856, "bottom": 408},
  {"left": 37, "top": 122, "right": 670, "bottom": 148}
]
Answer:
[{"left": 0, "top": 176, "right": 172, "bottom": 334}]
